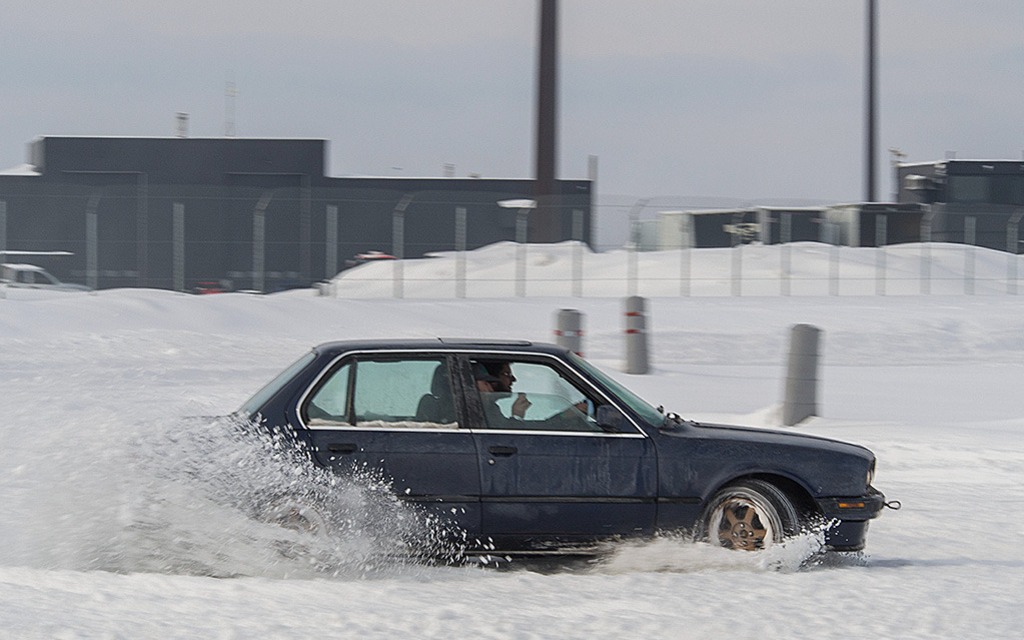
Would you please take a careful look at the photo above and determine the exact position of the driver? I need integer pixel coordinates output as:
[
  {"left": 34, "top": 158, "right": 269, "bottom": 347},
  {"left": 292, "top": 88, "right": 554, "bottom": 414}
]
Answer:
[{"left": 473, "top": 361, "right": 531, "bottom": 426}]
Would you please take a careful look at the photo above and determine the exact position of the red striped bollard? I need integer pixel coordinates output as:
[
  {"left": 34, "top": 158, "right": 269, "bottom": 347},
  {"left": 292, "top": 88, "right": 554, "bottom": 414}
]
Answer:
[{"left": 624, "top": 296, "right": 649, "bottom": 374}]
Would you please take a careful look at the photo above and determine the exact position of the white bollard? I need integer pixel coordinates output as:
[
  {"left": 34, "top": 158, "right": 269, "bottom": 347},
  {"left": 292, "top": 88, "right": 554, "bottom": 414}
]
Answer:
[
  {"left": 624, "top": 296, "right": 649, "bottom": 374},
  {"left": 782, "top": 324, "right": 821, "bottom": 426},
  {"left": 554, "top": 308, "right": 584, "bottom": 356}
]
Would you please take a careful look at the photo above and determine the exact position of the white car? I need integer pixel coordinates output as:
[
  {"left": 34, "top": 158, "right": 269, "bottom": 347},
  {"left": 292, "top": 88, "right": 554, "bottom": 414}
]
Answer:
[{"left": 1, "top": 263, "right": 91, "bottom": 292}]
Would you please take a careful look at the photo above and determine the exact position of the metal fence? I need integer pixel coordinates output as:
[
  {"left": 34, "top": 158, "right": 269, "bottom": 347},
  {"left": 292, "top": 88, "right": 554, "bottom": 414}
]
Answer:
[
  {"left": 323, "top": 239, "right": 1024, "bottom": 299},
  {"left": 3, "top": 186, "right": 1023, "bottom": 297},
  {"left": 325, "top": 208, "right": 1024, "bottom": 298}
]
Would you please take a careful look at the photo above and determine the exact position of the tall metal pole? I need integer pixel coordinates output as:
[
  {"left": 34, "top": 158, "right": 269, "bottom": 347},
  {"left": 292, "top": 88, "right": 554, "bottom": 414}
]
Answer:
[
  {"left": 865, "top": 0, "right": 878, "bottom": 202},
  {"left": 533, "top": 0, "right": 560, "bottom": 242}
]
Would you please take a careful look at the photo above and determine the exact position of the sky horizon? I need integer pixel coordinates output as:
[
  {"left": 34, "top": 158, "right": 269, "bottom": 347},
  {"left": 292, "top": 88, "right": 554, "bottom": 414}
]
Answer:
[{"left": 3, "top": 1, "right": 1022, "bottom": 202}]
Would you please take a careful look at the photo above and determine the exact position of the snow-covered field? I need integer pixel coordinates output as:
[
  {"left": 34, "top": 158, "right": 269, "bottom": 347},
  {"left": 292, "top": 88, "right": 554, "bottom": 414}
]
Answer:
[{"left": 2, "top": 244, "right": 1023, "bottom": 638}]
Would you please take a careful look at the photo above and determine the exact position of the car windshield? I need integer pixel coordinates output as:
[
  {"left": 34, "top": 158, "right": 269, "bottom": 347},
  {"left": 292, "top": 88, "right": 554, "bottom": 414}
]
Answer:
[
  {"left": 237, "top": 350, "right": 316, "bottom": 417},
  {"left": 567, "top": 352, "right": 665, "bottom": 426}
]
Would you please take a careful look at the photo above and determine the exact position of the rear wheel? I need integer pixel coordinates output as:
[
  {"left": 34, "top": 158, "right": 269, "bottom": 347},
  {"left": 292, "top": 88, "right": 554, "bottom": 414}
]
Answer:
[
  {"left": 703, "top": 479, "right": 799, "bottom": 551},
  {"left": 263, "top": 499, "right": 329, "bottom": 535}
]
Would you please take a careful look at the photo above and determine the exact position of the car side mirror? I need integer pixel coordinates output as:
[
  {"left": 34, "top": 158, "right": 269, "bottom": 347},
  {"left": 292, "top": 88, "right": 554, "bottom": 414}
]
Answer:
[{"left": 595, "top": 405, "right": 626, "bottom": 433}]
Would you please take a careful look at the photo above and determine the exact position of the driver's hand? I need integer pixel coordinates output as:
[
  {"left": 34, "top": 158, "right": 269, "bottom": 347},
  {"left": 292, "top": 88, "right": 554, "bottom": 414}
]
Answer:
[{"left": 512, "top": 392, "right": 531, "bottom": 418}]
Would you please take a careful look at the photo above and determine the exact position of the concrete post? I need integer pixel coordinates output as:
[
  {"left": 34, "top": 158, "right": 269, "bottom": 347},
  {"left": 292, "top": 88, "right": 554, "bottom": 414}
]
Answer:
[
  {"left": 624, "top": 296, "right": 649, "bottom": 374},
  {"left": 782, "top": 324, "right": 821, "bottom": 426},
  {"left": 554, "top": 308, "right": 584, "bottom": 356}
]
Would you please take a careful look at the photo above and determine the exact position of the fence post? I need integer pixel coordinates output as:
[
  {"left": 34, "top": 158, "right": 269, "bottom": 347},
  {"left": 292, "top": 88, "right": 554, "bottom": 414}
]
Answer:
[
  {"left": 572, "top": 209, "right": 584, "bottom": 297},
  {"left": 781, "top": 212, "right": 792, "bottom": 296},
  {"left": 875, "top": 214, "right": 887, "bottom": 296},
  {"left": 624, "top": 296, "right": 649, "bottom": 374},
  {"left": 392, "top": 195, "right": 412, "bottom": 299},
  {"left": 964, "top": 216, "right": 976, "bottom": 295},
  {"left": 920, "top": 210, "right": 933, "bottom": 295},
  {"left": 252, "top": 192, "right": 271, "bottom": 293},
  {"left": 627, "top": 219, "right": 639, "bottom": 297},
  {"left": 554, "top": 308, "right": 584, "bottom": 356},
  {"left": 326, "top": 204, "right": 338, "bottom": 280},
  {"left": 516, "top": 208, "right": 528, "bottom": 297},
  {"left": 827, "top": 222, "right": 840, "bottom": 296},
  {"left": 172, "top": 203, "right": 185, "bottom": 292},
  {"left": 455, "top": 206, "right": 467, "bottom": 299},
  {"left": 731, "top": 212, "right": 742, "bottom": 297},
  {"left": 782, "top": 324, "right": 821, "bottom": 426},
  {"left": 1007, "top": 211, "right": 1023, "bottom": 294},
  {"left": 679, "top": 213, "right": 691, "bottom": 297},
  {"left": 0, "top": 200, "right": 5, "bottom": 299},
  {"left": 0, "top": 200, "right": 6, "bottom": 256},
  {"left": 86, "top": 191, "right": 101, "bottom": 290},
  {"left": 626, "top": 199, "right": 647, "bottom": 297}
]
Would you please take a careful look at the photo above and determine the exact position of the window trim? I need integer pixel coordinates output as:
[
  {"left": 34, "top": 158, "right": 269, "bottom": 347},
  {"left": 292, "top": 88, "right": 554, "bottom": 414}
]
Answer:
[
  {"left": 298, "top": 350, "right": 463, "bottom": 431},
  {"left": 295, "top": 348, "right": 649, "bottom": 439}
]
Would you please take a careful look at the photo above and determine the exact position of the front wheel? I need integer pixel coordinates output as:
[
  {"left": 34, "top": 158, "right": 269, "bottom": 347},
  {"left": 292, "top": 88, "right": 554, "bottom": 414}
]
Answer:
[{"left": 702, "top": 479, "right": 799, "bottom": 551}]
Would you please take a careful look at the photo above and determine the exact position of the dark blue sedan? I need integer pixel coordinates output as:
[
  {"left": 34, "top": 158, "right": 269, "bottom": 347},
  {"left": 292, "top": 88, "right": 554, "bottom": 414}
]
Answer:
[{"left": 237, "top": 339, "right": 886, "bottom": 555}]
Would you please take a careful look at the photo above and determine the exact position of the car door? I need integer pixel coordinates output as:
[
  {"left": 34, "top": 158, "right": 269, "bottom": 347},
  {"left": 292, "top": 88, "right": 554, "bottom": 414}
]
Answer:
[
  {"left": 462, "top": 355, "right": 657, "bottom": 548},
  {"left": 300, "top": 352, "right": 481, "bottom": 536}
]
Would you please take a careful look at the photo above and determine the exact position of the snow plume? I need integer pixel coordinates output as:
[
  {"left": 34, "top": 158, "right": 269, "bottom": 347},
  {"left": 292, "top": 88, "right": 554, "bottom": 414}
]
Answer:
[
  {"left": 593, "top": 527, "right": 827, "bottom": 575},
  {"left": 0, "top": 398, "right": 461, "bottom": 579}
]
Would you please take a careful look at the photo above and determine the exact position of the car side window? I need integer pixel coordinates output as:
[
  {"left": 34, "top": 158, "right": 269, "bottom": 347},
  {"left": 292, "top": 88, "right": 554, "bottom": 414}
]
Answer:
[
  {"left": 355, "top": 359, "right": 457, "bottom": 428},
  {"left": 304, "top": 357, "right": 457, "bottom": 429},
  {"left": 475, "top": 359, "right": 603, "bottom": 433},
  {"left": 304, "top": 361, "right": 352, "bottom": 425}
]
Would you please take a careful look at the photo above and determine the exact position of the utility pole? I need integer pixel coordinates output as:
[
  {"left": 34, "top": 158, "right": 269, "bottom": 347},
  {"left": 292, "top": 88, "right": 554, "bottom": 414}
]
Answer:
[
  {"left": 532, "top": 0, "right": 560, "bottom": 242},
  {"left": 865, "top": 0, "right": 878, "bottom": 202}
]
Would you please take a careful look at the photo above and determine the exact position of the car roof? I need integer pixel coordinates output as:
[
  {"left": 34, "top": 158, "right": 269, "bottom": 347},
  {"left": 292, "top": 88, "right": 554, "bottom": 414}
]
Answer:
[
  {"left": 2, "top": 263, "right": 48, "bottom": 272},
  {"left": 312, "top": 338, "right": 570, "bottom": 357}
]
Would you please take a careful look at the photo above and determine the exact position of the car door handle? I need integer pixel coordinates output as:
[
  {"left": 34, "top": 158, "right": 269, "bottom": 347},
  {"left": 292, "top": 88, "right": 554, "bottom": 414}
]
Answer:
[
  {"left": 488, "top": 445, "right": 517, "bottom": 457},
  {"left": 327, "top": 442, "right": 357, "bottom": 454}
]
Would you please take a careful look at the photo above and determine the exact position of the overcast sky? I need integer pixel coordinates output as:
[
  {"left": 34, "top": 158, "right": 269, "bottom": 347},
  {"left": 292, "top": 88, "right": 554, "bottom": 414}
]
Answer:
[{"left": 2, "top": 1, "right": 1022, "bottom": 202}]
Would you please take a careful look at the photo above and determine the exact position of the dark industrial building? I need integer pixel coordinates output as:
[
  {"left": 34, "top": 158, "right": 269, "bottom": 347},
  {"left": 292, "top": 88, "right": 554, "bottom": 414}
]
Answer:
[
  {"left": 662, "top": 160, "right": 1023, "bottom": 252},
  {"left": 0, "top": 136, "right": 592, "bottom": 291},
  {"left": 756, "top": 207, "right": 824, "bottom": 245},
  {"left": 896, "top": 159, "right": 1024, "bottom": 251},
  {"left": 821, "top": 203, "right": 927, "bottom": 247}
]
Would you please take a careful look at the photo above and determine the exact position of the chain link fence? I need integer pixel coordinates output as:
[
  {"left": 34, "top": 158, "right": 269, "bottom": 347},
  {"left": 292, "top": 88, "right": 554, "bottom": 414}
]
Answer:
[{"left": 2, "top": 186, "right": 1022, "bottom": 297}]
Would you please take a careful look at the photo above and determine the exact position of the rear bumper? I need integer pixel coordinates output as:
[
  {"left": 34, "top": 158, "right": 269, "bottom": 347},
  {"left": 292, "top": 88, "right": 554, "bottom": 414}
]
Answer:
[{"left": 815, "top": 486, "right": 886, "bottom": 551}]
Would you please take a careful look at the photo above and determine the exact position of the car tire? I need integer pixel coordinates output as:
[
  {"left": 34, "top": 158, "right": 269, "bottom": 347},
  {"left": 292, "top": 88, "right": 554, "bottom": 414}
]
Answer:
[
  {"left": 702, "top": 479, "right": 799, "bottom": 551},
  {"left": 263, "top": 498, "right": 329, "bottom": 535}
]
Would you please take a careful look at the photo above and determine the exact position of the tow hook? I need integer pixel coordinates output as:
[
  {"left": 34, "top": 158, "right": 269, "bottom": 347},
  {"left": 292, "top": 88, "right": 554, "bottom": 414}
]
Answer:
[{"left": 884, "top": 500, "right": 902, "bottom": 510}]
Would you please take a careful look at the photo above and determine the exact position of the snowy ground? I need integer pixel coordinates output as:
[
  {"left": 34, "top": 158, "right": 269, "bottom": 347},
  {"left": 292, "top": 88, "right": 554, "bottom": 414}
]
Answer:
[{"left": 1, "top": 244, "right": 1023, "bottom": 638}]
